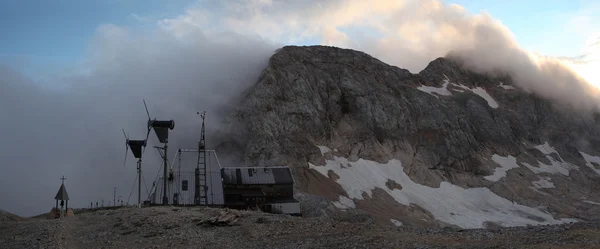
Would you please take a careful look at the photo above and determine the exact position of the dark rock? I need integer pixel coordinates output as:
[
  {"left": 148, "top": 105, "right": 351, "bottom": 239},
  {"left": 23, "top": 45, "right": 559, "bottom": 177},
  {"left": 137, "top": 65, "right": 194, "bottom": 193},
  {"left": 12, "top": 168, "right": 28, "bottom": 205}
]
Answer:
[{"left": 215, "top": 45, "right": 600, "bottom": 224}]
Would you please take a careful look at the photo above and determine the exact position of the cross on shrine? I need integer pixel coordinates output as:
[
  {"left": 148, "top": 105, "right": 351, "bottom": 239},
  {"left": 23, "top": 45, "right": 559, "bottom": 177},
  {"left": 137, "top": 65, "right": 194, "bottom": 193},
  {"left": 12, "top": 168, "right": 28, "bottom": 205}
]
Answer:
[{"left": 60, "top": 176, "right": 67, "bottom": 184}]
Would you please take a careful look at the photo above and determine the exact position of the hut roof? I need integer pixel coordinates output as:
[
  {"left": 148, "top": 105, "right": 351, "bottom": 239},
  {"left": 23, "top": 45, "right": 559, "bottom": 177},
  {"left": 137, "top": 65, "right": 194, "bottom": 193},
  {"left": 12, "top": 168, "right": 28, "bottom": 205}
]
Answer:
[{"left": 54, "top": 184, "right": 70, "bottom": 201}]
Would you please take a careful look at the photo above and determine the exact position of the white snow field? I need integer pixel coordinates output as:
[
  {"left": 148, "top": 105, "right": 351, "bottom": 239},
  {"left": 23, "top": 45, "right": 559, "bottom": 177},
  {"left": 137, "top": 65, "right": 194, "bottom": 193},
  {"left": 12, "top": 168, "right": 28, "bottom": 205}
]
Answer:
[
  {"left": 450, "top": 83, "right": 499, "bottom": 109},
  {"left": 310, "top": 146, "right": 577, "bottom": 229},
  {"left": 579, "top": 151, "right": 600, "bottom": 175},
  {"left": 522, "top": 142, "right": 578, "bottom": 176},
  {"left": 332, "top": 195, "right": 356, "bottom": 209},
  {"left": 532, "top": 177, "right": 555, "bottom": 189},
  {"left": 485, "top": 155, "right": 520, "bottom": 182},
  {"left": 471, "top": 87, "right": 499, "bottom": 108},
  {"left": 390, "top": 219, "right": 404, "bottom": 227},
  {"left": 417, "top": 77, "right": 452, "bottom": 97},
  {"left": 417, "top": 75, "right": 499, "bottom": 108},
  {"left": 583, "top": 200, "right": 600, "bottom": 205},
  {"left": 498, "top": 82, "right": 515, "bottom": 90}
]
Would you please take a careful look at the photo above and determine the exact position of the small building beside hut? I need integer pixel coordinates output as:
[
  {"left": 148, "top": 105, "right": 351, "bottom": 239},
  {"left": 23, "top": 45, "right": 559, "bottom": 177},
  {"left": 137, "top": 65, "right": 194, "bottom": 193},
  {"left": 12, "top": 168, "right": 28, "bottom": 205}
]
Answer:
[{"left": 220, "top": 166, "right": 301, "bottom": 215}]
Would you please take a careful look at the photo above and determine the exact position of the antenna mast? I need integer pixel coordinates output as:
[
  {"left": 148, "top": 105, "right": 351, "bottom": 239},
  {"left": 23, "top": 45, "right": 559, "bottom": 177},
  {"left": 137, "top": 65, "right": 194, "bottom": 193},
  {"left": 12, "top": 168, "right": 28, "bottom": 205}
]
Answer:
[{"left": 195, "top": 111, "right": 208, "bottom": 205}]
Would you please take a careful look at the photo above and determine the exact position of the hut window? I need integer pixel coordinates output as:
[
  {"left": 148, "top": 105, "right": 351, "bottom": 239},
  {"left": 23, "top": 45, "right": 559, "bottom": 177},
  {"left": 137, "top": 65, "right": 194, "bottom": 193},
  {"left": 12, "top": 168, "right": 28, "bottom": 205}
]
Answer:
[
  {"left": 182, "top": 180, "right": 188, "bottom": 191},
  {"left": 248, "top": 168, "right": 253, "bottom": 176}
]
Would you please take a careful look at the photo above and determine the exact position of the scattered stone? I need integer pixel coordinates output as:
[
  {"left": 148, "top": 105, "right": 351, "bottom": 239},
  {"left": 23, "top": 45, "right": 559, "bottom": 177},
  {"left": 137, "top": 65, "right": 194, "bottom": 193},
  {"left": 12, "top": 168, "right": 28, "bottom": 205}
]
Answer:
[{"left": 199, "top": 208, "right": 242, "bottom": 226}]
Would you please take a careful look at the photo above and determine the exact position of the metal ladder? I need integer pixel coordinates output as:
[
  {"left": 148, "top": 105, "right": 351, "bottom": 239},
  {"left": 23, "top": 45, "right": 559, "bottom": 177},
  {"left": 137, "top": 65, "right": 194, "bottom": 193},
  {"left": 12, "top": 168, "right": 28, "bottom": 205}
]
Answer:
[{"left": 195, "top": 111, "right": 208, "bottom": 205}]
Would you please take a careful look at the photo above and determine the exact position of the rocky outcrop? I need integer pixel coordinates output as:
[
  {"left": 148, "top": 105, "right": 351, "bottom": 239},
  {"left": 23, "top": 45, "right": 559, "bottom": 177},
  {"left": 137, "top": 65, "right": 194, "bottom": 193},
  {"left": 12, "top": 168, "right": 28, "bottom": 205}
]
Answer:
[
  {"left": 215, "top": 45, "right": 600, "bottom": 227},
  {"left": 0, "top": 209, "right": 26, "bottom": 222}
]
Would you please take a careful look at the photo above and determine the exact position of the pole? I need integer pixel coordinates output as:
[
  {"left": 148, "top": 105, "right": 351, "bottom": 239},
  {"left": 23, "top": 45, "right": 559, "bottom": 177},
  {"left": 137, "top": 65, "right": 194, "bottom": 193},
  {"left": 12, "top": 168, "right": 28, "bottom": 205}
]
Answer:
[
  {"left": 138, "top": 159, "right": 142, "bottom": 208},
  {"left": 113, "top": 187, "right": 116, "bottom": 207},
  {"left": 194, "top": 159, "right": 200, "bottom": 205},
  {"left": 162, "top": 143, "right": 168, "bottom": 205},
  {"left": 178, "top": 149, "right": 182, "bottom": 205}
]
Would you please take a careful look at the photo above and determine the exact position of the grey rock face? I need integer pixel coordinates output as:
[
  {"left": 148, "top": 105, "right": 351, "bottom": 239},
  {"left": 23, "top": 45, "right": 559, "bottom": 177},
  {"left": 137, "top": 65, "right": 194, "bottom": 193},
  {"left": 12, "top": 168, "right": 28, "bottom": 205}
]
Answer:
[{"left": 215, "top": 45, "right": 600, "bottom": 224}]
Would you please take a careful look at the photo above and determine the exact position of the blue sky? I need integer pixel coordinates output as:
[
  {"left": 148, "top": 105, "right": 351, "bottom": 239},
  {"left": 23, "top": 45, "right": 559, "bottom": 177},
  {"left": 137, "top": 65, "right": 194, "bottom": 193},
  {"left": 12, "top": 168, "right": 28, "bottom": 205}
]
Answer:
[
  {"left": 452, "top": 0, "right": 592, "bottom": 56},
  {"left": 0, "top": 0, "right": 194, "bottom": 79},
  {"left": 0, "top": 0, "right": 596, "bottom": 81}
]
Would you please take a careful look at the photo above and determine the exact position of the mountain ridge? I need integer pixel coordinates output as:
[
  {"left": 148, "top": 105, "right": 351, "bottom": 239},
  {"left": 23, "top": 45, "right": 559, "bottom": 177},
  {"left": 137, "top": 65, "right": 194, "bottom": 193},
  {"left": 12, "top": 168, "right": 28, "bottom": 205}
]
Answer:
[{"left": 215, "top": 45, "right": 600, "bottom": 228}]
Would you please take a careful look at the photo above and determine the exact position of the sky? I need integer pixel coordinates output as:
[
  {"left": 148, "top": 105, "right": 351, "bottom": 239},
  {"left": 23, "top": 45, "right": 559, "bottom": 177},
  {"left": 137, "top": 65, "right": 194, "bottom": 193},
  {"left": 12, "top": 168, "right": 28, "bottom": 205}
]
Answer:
[
  {"left": 0, "top": 0, "right": 599, "bottom": 216},
  {"left": 0, "top": 0, "right": 597, "bottom": 81}
]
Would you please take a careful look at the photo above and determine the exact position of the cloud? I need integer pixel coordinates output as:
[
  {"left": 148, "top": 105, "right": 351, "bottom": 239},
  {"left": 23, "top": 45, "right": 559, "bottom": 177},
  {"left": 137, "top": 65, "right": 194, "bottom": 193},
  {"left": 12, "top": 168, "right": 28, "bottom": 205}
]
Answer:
[
  {"left": 183, "top": 0, "right": 600, "bottom": 111},
  {"left": 0, "top": 24, "right": 278, "bottom": 216},
  {"left": 131, "top": 13, "right": 151, "bottom": 23}
]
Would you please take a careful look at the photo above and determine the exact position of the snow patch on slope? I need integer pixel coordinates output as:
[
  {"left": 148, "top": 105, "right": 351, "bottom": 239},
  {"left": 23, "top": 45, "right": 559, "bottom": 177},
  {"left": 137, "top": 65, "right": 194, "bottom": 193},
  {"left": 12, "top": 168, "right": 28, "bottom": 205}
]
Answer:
[
  {"left": 332, "top": 195, "right": 356, "bottom": 209},
  {"left": 471, "top": 87, "right": 499, "bottom": 108},
  {"left": 309, "top": 145, "right": 577, "bottom": 229},
  {"left": 451, "top": 83, "right": 498, "bottom": 109},
  {"left": 318, "top": 145, "right": 331, "bottom": 155},
  {"left": 485, "top": 155, "right": 519, "bottom": 182},
  {"left": 583, "top": 200, "right": 600, "bottom": 205},
  {"left": 532, "top": 177, "right": 555, "bottom": 189},
  {"left": 579, "top": 151, "right": 600, "bottom": 175},
  {"left": 536, "top": 142, "right": 560, "bottom": 155},
  {"left": 416, "top": 76, "right": 499, "bottom": 108},
  {"left": 498, "top": 82, "right": 515, "bottom": 90},
  {"left": 390, "top": 219, "right": 403, "bottom": 227},
  {"left": 417, "top": 76, "right": 452, "bottom": 97},
  {"left": 522, "top": 142, "right": 577, "bottom": 176}
]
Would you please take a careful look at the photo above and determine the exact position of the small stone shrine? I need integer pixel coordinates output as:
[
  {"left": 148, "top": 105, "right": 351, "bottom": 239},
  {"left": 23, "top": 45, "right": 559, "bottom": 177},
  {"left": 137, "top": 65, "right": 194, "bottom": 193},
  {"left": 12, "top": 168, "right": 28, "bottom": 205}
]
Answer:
[{"left": 54, "top": 176, "right": 70, "bottom": 218}]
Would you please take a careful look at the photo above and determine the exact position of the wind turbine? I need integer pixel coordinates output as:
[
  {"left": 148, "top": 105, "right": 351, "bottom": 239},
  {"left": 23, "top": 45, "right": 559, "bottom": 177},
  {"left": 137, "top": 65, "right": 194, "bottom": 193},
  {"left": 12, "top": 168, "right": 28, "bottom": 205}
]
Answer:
[
  {"left": 122, "top": 129, "right": 147, "bottom": 208},
  {"left": 143, "top": 99, "right": 175, "bottom": 205}
]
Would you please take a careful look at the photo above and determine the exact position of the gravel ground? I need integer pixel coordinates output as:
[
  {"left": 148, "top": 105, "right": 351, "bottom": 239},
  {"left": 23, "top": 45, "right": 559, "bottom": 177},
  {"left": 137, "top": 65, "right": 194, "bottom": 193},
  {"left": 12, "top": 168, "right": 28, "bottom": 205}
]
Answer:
[{"left": 2, "top": 206, "right": 600, "bottom": 249}]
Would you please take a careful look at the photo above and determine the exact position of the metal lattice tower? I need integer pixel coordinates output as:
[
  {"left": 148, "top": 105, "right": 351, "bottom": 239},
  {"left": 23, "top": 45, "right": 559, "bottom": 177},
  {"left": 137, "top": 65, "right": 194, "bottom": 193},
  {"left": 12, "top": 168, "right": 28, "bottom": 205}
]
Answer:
[{"left": 195, "top": 111, "right": 208, "bottom": 205}]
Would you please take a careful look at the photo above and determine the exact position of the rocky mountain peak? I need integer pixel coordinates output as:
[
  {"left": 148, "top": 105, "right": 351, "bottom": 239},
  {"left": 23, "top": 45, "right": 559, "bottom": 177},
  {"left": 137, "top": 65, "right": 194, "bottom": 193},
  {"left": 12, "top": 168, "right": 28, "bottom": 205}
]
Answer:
[
  {"left": 216, "top": 45, "right": 600, "bottom": 228},
  {"left": 419, "top": 56, "right": 512, "bottom": 90}
]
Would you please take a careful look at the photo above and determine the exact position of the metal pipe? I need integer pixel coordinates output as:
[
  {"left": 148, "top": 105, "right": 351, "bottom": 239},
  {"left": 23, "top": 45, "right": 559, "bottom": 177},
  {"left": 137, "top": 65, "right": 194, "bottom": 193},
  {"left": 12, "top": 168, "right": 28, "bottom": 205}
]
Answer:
[
  {"left": 209, "top": 152, "right": 213, "bottom": 205},
  {"left": 202, "top": 146, "right": 207, "bottom": 205},
  {"left": 179, "top": 148, "right": 198, "bottom": 152},
  {"left": 209, "top": 150, "right": 224, "bottom": 169},
  {"left": 162, "top": 143, "right": 168, "bottom": 205},
  {"left": 138, "top": 159, "right": 142, "bottom": 208},
  {"left": 169, "top": 149, "right": 180, "bottom": 170},
  {"left": 178, "top": 149, "right": 182, "bottom": 205}
]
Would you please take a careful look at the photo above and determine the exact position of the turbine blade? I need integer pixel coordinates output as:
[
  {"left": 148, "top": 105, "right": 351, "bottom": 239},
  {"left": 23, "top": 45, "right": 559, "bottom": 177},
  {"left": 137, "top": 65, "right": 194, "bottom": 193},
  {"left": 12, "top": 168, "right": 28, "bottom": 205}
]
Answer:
[
  {"left": 142, "top": 127, "right": 151, "bottom": 154},
  {"left": 122, "top": 128, "right": 128, "bottom": 140},
  {"left": 124, "top": 144, "right": 129, "bottom": 167},
  {"left": 144, "top": 126, "right": 151, "bottom": 144},
  {"left": 143, "top": 99, "right": 151, "bottom": 120}
]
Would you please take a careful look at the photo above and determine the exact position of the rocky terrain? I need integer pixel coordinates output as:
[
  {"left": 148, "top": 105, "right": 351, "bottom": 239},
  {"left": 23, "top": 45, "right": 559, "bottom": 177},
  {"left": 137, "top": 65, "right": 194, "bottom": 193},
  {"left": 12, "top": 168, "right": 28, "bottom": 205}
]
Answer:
[
  {"left": 0, "top": 209, "right": 26, "bottom": 222},
  {"left": 3, "top": 206, "right": 600, "bottom": 249},
  {"left": 215, "top": 45, "right": 600, "bottom": 228}
]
